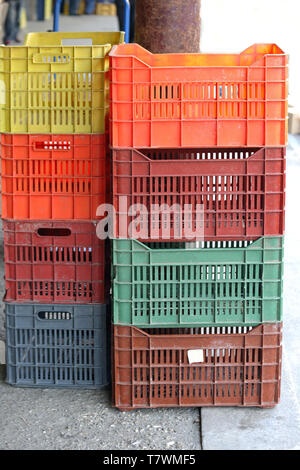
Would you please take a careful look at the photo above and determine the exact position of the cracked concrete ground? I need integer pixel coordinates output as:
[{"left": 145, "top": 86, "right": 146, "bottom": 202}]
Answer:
[
  {"left": 0, "top": 8, "right": 300, "bottom": 451},
  {"left": 0, "top": 367, "right": 201, "bottom": 451}
]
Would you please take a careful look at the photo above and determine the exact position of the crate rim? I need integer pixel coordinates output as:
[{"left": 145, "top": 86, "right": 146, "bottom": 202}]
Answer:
[
  {"left": 112, "top": 236, "right": 284, "bottom": 251},
  {"left": 109, "top": 42, "right": 286, "bottom": 63},
  {"left": 24, "top": 31, "right": 125, "bottom": 47},
  {"left": 114, "top": 323, "right": 281, "bottom": 339}
]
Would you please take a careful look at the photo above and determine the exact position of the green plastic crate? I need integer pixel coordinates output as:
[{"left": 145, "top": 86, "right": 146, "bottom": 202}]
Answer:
[{"left": 112, "top": 237, "right": 284, "bottom": 328}]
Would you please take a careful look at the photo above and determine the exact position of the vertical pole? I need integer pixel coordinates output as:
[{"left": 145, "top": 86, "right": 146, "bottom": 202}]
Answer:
[
  {"left": 123, "top": 0, "right": 130, "bottom": 43},
  {"left": 135, "top": 0, "right": 201, "bottom": 53},
  {"left": 53, "top": 0, "right": 63, "bottom": 32}
]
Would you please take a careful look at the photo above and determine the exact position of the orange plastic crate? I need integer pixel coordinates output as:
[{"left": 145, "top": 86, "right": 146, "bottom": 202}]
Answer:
[
  {"left": 1, "top": 134, "right": 106, "bottom": 220},
  {"left": 109, "top": 43, "right": 288, "bottom": 148}
]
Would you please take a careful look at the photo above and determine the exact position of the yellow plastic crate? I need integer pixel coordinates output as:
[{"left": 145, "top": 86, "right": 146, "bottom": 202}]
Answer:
[
  {"left": 64, "top": 1, "right": 116, "bottom": 15},
  {"left": 96, "top": 3, "right": 117, "bottom": 16},
  {"left": 0, "top": 32, "right": 124, "bottom": 134},
  {"left": 45, "top": 0, "right": 53, "bottom": 20},
  {"left": 63, "top": 1, "right": 69, "bottom": 14}
]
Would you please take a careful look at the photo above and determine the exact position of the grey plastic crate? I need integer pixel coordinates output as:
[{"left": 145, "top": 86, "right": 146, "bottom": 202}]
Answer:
[{"left": 5, "top": 303, "right": 110, "bottom": 389}]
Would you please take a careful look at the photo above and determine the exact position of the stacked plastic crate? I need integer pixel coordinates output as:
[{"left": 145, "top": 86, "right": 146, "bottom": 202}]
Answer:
[
  {"left": 109, "top": 43, "right": 288, "bottom": 409},
  {"left": 1, "top": 31, "right": 124, "bottom": 388},
  {"left": 63, "top": 0, "right": 116, "bottom": 16}
]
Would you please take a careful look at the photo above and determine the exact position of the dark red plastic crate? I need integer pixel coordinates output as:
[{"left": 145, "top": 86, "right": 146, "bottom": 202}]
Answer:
[
  {"left": 3, "top": 220, "right": 105, "bottom": 303},
  {"left": 113, "top": 323, "right": 282, "bottom": 410},
  {"left": 113, "top": 147, "right": 286, "bottom": 241}
]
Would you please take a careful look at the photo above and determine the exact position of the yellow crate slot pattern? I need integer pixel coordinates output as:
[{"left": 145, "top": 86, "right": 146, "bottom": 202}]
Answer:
[{"left": 0, "top": 32, "right": 124, "bottom": 134}]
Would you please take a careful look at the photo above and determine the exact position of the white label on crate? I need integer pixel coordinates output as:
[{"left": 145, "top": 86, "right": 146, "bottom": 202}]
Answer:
[{"left": 187, "top": 349, "right": 204, "bottom": 364}]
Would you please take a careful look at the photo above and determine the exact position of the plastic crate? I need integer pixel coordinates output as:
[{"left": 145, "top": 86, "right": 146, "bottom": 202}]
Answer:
[
  {"left": 96, "top": 3, "right": 117, "bottom": 15},
  {"left": 113, "top": 323, "right": 282, "bottom": 409},
  {"left": 0, "top": 32, "right": 124, "bottom": 134},
  {"left": 112, "top": 237, "right": 283, "bottom": 327},
  {"left": 109, "top": 43, "right": 288, "bottom": 148},
  {"left": 113, "top": 147, "right": 286, "bottom": 241},
  {"left": 3, "top": 220, "right": 105, "bottom": 303},
  {"left": 1, "top": 134, "right": 106, "bottom": 220},
  {"left": 5, "top": 303, "right": 110, "bottom": 388},
  {"left": 63, "top": 0, "right": 86, "bottom": 14}
]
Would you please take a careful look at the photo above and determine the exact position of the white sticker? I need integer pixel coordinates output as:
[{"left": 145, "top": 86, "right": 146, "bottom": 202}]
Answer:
[{"left": 187, "top": 349, "right": 204, "bottom": 364}]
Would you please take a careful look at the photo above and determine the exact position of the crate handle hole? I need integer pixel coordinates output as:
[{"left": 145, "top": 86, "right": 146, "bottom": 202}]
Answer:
[
  {"left": 34, "top": 141, "right": 71, "bottom": 151},
  {"left": 61, "top": 39, "right": 93, "bottom": 46},
  {"left": 37, "top": 228, "right": 71, "bottom": 237},
  {"left": 37, "top": 311, "right": 72, "bottom": 320}
]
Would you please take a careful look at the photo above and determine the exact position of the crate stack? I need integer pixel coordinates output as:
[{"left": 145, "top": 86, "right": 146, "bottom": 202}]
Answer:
[
  {"left": 0, "top": 31, "right": 124, "bottom": 388},
  {"left": 109, "top": 43, "right": 288, "bottom": 409},
  {"left": 96, "top": 1, "right": 117, "bottom": 17},
  {"left": 63, "top": 1, "right": 117, "bottom": 16}
]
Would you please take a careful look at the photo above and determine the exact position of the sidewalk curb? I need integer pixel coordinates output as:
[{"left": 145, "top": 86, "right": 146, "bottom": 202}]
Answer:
[{"left": 0, "top": 340, "right": 5, "bottom": 364}]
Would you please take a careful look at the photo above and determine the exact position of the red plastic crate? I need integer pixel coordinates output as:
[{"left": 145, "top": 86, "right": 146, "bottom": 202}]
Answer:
[
  {"left": 3, "top": 220, "right": 105, "bottom": 303},
  {"left": 109, "top": 43, "right": 288, "bottom": 149},
  {"left": 112, "top": 147, "right": 286, "bottom": 241},
  {"left": 1, "top": 134, "right": 106, "bottom": 220},
  {"left": 113, "top": 323, "right": 282, "bottom": 410}
]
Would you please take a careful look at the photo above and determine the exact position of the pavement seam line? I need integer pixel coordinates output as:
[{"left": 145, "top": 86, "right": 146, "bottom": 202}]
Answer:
[
  {"left": 283, "top": 345, "right": 300, "bottom": 421},
  {"left": 199, "top": 407, "right": 203, "bottom": 450}
]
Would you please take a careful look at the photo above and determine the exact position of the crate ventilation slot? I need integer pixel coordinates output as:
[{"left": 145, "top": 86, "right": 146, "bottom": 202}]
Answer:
[{"left": 37, "top": 311, "right": 72, "bottom": 320}]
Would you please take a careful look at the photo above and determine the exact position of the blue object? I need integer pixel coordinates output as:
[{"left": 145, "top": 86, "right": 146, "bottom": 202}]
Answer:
[
  {"left": 85, "top": 0, "right": 96, "bottom": 14},
  {"left": 122, "top": 0, "right": 130, "bottom": 43},
  {"left": 53, "top": 0, "right": 63, "bottom": 32},
  {"left": 69, "top": 0, "right": 80, "bottom": 15},
  {"left": 37, "top": 0, "right": 45, "bottom": 21},
  {"left": 4, "top": 0, "right": 22, "bottom": 42}
]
